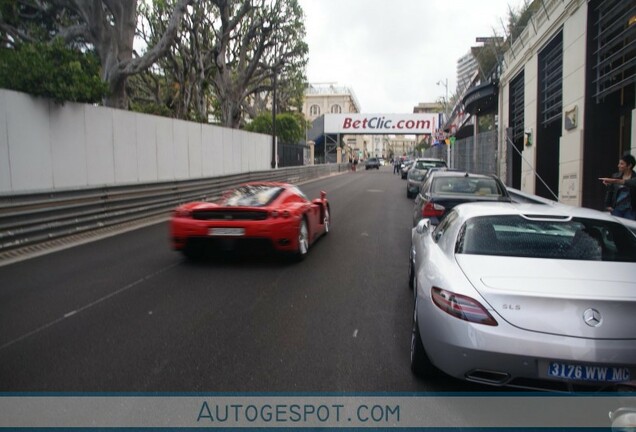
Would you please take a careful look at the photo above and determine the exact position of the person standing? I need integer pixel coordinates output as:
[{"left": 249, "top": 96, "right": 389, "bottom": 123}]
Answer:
[
  {"left": 600, "top": 154, "right": 636, "bottom": 220},
  {"left": 393, "top": 157, "right": 401, "bottom": 175}
]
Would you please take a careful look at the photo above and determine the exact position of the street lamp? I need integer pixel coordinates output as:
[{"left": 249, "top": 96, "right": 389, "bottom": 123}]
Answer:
[
  {"left": 437, "top": 78, "right": 452, "bottom": 168},
  {"left": 271, "top": 36, "right": 278, "bottom": 169},
  {"left": 436, "top": 78, "right": 449, "bottom": 121}
]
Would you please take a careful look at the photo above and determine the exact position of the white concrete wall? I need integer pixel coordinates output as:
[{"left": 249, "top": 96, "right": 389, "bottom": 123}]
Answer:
[
  {"left": 0, "top": 89, "right": 271, "bottom": 193},
  {"left": 521, "top": 55, "right": 539, "bottom": 195},
  {"left": 499, "top": 0, "right": 590, "bottom": 204},
  {"left": 558, "top": 4, "right": 588, "bottom": 206}
]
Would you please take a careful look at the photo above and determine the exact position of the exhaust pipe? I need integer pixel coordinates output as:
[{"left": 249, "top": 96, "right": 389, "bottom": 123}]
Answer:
[{"left": 465, "top": 369, "right": 511, "bottom": 385}]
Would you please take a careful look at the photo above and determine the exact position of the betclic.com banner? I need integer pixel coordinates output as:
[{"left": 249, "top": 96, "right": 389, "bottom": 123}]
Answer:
[
  {"left": 0, "top": 394, "right": 635, "bottom": 429},
  {"left": 324, "top": 113, "right": 438, "bottom": 134}
]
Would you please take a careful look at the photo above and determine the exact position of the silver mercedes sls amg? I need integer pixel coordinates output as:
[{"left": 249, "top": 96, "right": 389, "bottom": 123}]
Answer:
[{"left": 409, "top": 201, "right": 636, "bottom": 391}]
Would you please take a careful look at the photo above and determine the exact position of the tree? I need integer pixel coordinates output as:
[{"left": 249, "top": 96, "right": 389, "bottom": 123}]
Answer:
[
  {"left": 0, "top": 39, "right": 108, "bottom": 103},
  {"left": 132, "top": 0, "right": 308, "bottom": 127},
  {"left": 208, "top": 0, "right": 308, "bottom": 128},
  {"left": 133, "top": 0, "right": 215, "bottom": 121},
  {"left": 244, "top": 111, "right": 307, "bottom": 145},
  {"left": 0, "top": 0, "right": 194, "bottom": 108}
]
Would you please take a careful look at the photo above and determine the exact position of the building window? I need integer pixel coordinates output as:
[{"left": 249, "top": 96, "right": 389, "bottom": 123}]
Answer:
[
  {"left": 310, "top": 105, "right": 321, "bottom": 116},
  {"left": 331, "top": 104, "right": 342, "bottom": 113},
  {"left": 538, "top": 31, "right": 563, "bottom": 127},
  {"left": 509, "top": 71, "right": 525, "bottom": 142},
  {"left": 591, "top": 0, "right": 635, "bottom": 102}
]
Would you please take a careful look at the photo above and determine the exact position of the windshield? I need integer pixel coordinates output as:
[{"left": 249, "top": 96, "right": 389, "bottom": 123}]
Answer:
[
  {"left": 414, "top": 160, "right": 447, "bottom": 170},
  {"left": 456, "top": 215, "right": 636, "bottom": 262},
  {"left": 432, "top": 177, "right": 502, "bottom": 196},
  {"left": 219, "top": 185, "right": 284, "bottom": 207}
]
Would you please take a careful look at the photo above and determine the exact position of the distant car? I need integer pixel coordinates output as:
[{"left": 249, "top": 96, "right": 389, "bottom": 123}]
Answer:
[
  {"left": 378, "top": 158, "right": 386, "bottom": 166},
  {"left": 409, "top": 202, "right": 636, "bottom": 391},
  {"left": 365, "top": 157, "right": 381, "bottom": 170},
  {"left": 406, "top": 159, "right": 448, "bottom": 198},
  {"left": 170, "top": 182, "right": 330, "bottom": 261},
  {"left": 412, "top": 171, "right": 511, "bottom": 226}
]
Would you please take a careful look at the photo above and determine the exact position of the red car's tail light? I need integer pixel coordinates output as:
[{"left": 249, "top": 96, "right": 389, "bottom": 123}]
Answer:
[
  {"left": 422, "top": 202, "right": 445, "bottom": 218},
  {"left": 270, "top": 210, "right": 290, "bottom": 218},
  {"left": 174, "top": 208, "right": 192, "bottom": 218},
  {"left": 431, "top": 287, "right": 498, "bottom": 326}
]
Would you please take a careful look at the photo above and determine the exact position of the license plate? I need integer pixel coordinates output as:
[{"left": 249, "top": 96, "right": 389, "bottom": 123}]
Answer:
[
  {"left": 548, "top": 362, "right": 631, "bottom": 382},
  {"left": 209, "top": 228, "right": 245, "bottom": 237}
]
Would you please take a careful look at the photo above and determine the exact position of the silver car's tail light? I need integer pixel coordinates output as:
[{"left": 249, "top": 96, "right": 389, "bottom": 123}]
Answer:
[{"left": 431, "top": 287, "right": 498, "bottom": 326}]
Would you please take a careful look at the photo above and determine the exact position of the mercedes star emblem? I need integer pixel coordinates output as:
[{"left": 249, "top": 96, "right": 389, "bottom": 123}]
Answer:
[{"left": 583, "top": 308, "right": 602, "bottom": 327}]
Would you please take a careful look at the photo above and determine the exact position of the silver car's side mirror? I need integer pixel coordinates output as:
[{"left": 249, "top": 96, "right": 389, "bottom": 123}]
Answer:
[{"left": 416, "top": 218, "right": 431, "bottom": 234}]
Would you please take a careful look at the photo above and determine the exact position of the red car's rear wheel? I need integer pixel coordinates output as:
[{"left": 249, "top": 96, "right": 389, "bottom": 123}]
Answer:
[{"left": 294, "top": 218, "right": 309, "bottom": 261}]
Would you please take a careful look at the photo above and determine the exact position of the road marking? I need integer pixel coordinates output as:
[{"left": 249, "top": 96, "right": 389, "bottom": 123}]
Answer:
[
  {"left": 353, "top": 329, "right": 358, "bottom": 338},
  {"left": 367, "top": 189, "right": 384, "bottom": 193},
  {"left": 0, "top": 263, "right": 178, "bottom": 352}
]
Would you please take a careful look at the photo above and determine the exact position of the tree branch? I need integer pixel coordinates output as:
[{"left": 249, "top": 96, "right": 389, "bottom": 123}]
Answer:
[{"left": 121, "top": 0, "right": 193, "bottom": 76}]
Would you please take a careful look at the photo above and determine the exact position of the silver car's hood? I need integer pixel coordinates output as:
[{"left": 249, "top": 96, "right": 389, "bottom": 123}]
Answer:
[{"left": 456, "top": 255, "right": 636, "bottom": 339}]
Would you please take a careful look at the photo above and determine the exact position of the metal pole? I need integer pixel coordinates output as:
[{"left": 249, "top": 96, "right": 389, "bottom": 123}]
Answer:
[
  {"left": 271, "top": 36, "right": 277, "bottom": 169},
  {"left": 473, "top": 115, "right": 479, "bottom": 172}
]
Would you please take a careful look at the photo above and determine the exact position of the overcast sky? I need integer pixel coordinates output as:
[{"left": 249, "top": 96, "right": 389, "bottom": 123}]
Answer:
[{"left": 298, "top": 0, "right": 524, "bottom": 114}]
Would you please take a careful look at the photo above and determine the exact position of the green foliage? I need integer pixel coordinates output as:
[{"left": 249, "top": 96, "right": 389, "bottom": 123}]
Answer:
[
  {"left": 0, "top": 40, "right": 108, "bottom": 104},
  {"left": 245, "top": 113, "right": 273, "bottom": 134},
  {"left": 129, "top": 100, "right": 175, "bottom": 117},
  {"left": 276, "top": 112, "right": 305, "bottom": 145},
  {"left": 508, "top": 0, "right": 541, "bottom": 42},
  {"left": 244, "top": 112, "right": 306, "bottom": 145},
  {"left": 471, "top": 45, "right": 498, "bottom": 80},
  {"left": 478, "top": 113, "right": 496, "bottom": 131}
]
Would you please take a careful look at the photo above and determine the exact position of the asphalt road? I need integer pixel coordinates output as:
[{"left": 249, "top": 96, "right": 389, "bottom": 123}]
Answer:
[{"left": 0, "top": 167, "right": 494, "bottom": 392}]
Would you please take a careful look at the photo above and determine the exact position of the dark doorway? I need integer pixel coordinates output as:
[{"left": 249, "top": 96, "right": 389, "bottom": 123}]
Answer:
[
  {"left": 508, "top": 71, "right": 525, "bottom": 189},
  {"left": 536, "top": 31, "right": 563, "bottom": 200},
  {"left": 582, "top": 0, "right": 635, "bottom": 210}
]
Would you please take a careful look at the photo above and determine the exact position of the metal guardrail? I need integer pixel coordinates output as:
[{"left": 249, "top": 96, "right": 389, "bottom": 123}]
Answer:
[{"left": 0, "top": 164, "right": 349, "bottom": 254}]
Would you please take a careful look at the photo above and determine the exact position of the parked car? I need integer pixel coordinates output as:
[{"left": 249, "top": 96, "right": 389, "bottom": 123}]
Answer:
[
  {"left": 412, "top": 171, "right": 511, "bottom": 226},
  {"left": 418, "top": 167, "right": 463, "bottom": 188},
  {"left": 365, "top": 157, "right": 381, "bottom": 170},
  {"left": 170, "top": 182, "right": 330, "bottom": 261},
  {"left": 406, "top": 159, "right": 448, "bottom": 198},
  {"left": 409, "top": 202, "right": 636, "bottom": 390},
  {"left": 400, "top": 159, "right": 415, "bottom": 179}
]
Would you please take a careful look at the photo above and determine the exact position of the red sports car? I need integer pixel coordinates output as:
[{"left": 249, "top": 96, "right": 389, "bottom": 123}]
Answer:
[{"left": 170, "top": 182, "right": 330, "bottom": 260}]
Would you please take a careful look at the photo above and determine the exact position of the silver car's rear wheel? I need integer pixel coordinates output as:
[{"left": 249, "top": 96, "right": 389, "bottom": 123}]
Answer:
[{"left": 410, "top": 298, "right": 438, "bottom": 377}]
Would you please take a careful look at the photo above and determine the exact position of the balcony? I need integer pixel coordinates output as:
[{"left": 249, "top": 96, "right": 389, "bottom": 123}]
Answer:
[{"left": 462, "top": 80, "right": 498, "bottom": 116}]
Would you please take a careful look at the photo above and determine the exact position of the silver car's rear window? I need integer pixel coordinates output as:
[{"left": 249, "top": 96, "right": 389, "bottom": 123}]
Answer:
[{"left": 456, "top": 215, "right": 636, "bottom": 262}]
